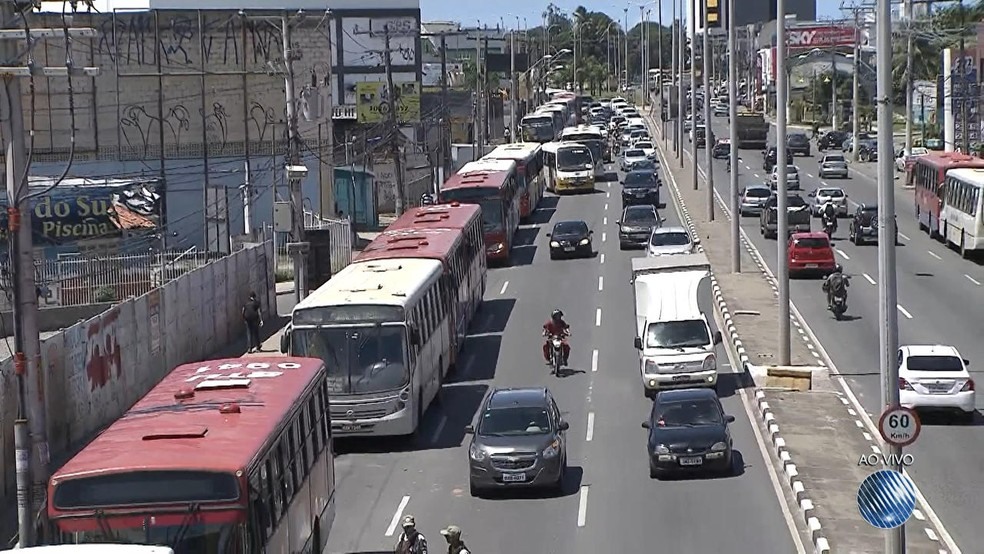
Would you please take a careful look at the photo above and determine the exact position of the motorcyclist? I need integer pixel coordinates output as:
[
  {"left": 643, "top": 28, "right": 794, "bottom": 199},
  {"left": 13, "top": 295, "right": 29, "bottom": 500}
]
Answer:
[
  {"left": 394, "top": 515, "right": 428, "bottom": 554},
  {"left": 822, "top": 264, "right": 849, "bottom": 310},
  {"left": 420, "top": 192, "right": 436, "bottom": 206},
  {"left": 542, "top": 309, "right": 571, "bottom": 367},
  {"left": 440, "top": 525, "right": 471, "bottom": 554},
  {"left": 820, "top": 200, "right": 838, "bottom": 233}
]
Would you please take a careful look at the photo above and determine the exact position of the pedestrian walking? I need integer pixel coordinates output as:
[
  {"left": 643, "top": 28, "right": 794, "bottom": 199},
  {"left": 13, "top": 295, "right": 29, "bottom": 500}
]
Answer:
[
  {"left": 242, "top": 291, "right": 264, "bottom": 353},
  {"left": 394, "top": 515, "right": 428, "bottom": 554},
  {"left": 440, "top": 525, "right": 470, "bottom": 554}
]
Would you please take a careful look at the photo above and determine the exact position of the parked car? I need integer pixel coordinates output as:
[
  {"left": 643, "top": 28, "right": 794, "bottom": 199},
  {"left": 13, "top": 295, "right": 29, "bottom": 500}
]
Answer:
[
  {"left": 621, "top": 170, "right": 661, "bottom": 207},
  {"left": 641, "top": 388, "right": 735, "bottom": 478},
  {"left": 818, "top": 153, "right": 849, "bottom": 179},
  {"left": 818, "top": 130, "right": 849, "bottom": 151},
  {"left": 809, "top": 186, "right": 849, "bottom": 217},
  {"left": 786, "top": 133, "right": 812, "bottom": 156},
  {"left": 786, "top": 232, "right": 837, "bottom": 277},
  {"left": 547, "top": 220, "right": 593, "bottom": 259},
  {"left": 769, "top": 164, "right": 801, "bottom": 190},
  {"left": 647, "top": 226, "right": 698, "bottom": 257},
  {"left": 898, "top": 344, "right": 975, "bottom": 423},
  {"left": 762, "top": 146, "right": 794, "bottom": 172},
  {"left": 618, "top": 205, "right": 663, "bottom": 249},
  {"left": 739, "top": 185, "right": 772, "bottom": 217},
  {"left": 848, "top": 203, "right": 897, "bottom": 245},
  {"left": 465, "top": 387, "right": 569, "bottom": 496}
]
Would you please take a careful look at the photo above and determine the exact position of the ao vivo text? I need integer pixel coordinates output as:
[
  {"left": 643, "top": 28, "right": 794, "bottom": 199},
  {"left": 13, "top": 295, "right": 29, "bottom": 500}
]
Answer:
[{"left": 857, "top": 452, "right": 915, "bottom": 467}]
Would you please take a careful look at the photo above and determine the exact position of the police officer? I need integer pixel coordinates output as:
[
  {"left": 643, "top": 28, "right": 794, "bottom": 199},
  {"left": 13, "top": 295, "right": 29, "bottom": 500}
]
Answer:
[
  {"left": 439, "top": 525, "right": 470, "bottom": 554},
  {"left": 394, "top": 515, "right": 428, "bottom": 554}
]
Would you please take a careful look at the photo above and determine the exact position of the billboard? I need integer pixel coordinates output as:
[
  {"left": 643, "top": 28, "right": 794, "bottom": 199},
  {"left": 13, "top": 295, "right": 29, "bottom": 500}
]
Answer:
[
  {"left": 356, "top": 81, "right": 421, "bottom": 124},
  {"left": 786, "top": 25, "right": 859, "bottom": 50}
]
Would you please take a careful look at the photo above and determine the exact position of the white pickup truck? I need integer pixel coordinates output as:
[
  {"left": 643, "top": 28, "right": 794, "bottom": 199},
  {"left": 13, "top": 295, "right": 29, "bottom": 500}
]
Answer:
[{"left": 631, "top": 254, "right": 723, "bottom": 396}]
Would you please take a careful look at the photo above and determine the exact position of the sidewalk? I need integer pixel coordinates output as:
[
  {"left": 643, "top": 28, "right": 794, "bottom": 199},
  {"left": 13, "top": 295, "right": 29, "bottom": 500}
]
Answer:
[{"left": 643, "top": 109, "right": 952, "bottom": 553}]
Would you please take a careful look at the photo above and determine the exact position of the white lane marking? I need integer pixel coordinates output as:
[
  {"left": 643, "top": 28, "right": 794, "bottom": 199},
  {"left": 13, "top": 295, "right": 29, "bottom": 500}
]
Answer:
[
  {"left": 604, "top": 202, "right": 609, "bottom": 211},
  {"left": 806, "top": 173, "right": 814, "bottom": 178},
  {"left": 926, "top": 528, "right": 939, "bottom": 542},
  {"left": 744, "top": 164, "right": 751, "bottom": 170},
  {"left": 384, "top": 495, "right": 412, "bottom": 537},
  {"left": 835, "top": 249, "right": 850, "bottom": 260},
  {"left": 602, "top": 232, "right": 607, "bottom": 242},
  {"left": 499, "top": 281, "right": 509, "bottom": 295},
  {"left": 927, "top": 250, "right": 942, "bottom": 260},
  {"left": 598, "top": 276, "right": 604, "bottom": 291},
  {"left": 899, "top": 232, "right": 910, "bottom": 241},
  {"left": 586, "top": 412, "right": 595, "bottom": 442},
  {"left": 897, "top": 304, "right": 914, "bottom": 319},
  {"left": 591, "top": 349, "right": 599, "bottom": 372},
  {"left": 595, "top": 308, "right": 602, "bottom": 326},
  {"left": 863, "top": 273, "right": 877, "bottom": 285},
  {"left": 600, "top": 253, "right": 606, "bottom": 264},
  {"left": 966, "top": 274, "right": 981, "bottom": 286},
  {"left": 606, "top": 191, "right": 610, "bottom": 198},
  {"left": 430, "top": 415, "right": 447, "bottom": 444},
  {"left": 913, "top": 508, "right": 926, "bottom": 521},
  {"left": 607, "top": 182, "right": 611, "bottom": 188},
  {"left": 576, "top": 486, "right": 590, "bottom": 527},
  {"left": 753, "top": 173, "right": 760, "bottom": 178},
  {"left": 603, "top": 216, "right": 608, "bottom": 225}
]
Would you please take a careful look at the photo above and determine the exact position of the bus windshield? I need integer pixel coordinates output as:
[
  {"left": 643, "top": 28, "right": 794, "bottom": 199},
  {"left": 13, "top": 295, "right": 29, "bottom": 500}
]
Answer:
[
  {"left": 522, "top": 118, "right": 554, "bottom": 141},
  {"left": 557, "top": 147, "right": 593, "bottom": 172},
  {"left": 567, "top": 139, "right": 602, "bottom": 167},
  {"left": 66, "top": 521, "right": 239, "bottom": 554},
  {"left": 293, "top": 325, "right": 409, "bottom": 394},
  {"left": 440, "top": 189, "right": 505, "bottom": 232}
]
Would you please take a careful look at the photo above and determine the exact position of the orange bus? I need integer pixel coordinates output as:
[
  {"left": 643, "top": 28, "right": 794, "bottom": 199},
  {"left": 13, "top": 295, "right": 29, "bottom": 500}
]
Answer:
[
  {"left": 47, "top": 356, "right": 335, "bottom": 554},
  {"left": 484, "top": 142, "right": 546, "bottom": 221},
  {"left": 440, "top": 158, "right": 520, "bottom": 264},
  {"left": 910, "top": 151, "right": 984, "bottom": 239}
]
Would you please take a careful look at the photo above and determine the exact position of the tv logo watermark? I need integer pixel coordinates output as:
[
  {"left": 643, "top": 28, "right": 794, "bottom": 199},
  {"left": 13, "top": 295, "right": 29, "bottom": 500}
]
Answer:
[{"left": 857, "top": 452, "right": 915, "bottom": 468}]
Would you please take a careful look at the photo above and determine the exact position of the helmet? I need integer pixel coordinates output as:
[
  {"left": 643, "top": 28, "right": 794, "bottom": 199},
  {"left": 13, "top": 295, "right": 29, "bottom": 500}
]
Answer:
[
  {"left": 834, "top": 264, "right": 843, "bottom": 273},
  {"left": 551, "top": 309, "right": 564, "bottom": 322},
  {"left": 420, "top": 193, "right": 435, "bottom": 206},
  {"left": 440, "top": 525, "right": 462, "bottom": 540}
]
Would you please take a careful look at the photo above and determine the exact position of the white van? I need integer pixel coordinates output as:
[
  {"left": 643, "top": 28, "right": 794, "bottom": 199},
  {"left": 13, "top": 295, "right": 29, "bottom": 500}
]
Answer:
[{"left": 631, "top": 254, "right": 723, "bottom": 395}]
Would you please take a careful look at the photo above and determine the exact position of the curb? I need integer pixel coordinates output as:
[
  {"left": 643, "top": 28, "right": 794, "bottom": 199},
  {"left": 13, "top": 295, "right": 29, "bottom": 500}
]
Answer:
[{"left": 755, "top": 390, "right": 831, "bottom": 554}]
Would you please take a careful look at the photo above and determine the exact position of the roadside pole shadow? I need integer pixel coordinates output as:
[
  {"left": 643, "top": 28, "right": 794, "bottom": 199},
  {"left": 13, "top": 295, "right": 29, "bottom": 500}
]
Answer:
[{"left": 469, "top": 298, "right": 516, "bottom": 334}]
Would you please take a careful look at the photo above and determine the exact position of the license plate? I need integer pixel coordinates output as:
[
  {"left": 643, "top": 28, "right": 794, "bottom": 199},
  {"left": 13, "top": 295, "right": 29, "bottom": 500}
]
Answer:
[
  {"left": 679, "top": 456, "right": 703, "bottom": 466},
  {"left": 501, "top": 473, "right": 527, "bottom": 483},
  {"left": 341, "top": 424, "right": 361, "bottom": 431},
  {"left": 927, "top": 384, "right": 951, "bottom": 393},
  {"left": 671, "top": 374, "right": 690, "bottom": 381},
  {"left": 806, "top": 264, "right": 818, "bottom": 268},
  {"left": 564, "top": 247, "right": 575, "bottom": 252}
]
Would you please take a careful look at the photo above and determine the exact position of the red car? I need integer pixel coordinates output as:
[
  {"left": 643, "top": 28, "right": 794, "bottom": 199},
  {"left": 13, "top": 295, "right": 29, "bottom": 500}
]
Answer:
[{"left": 787, "top": 232, "right": 836, "bottom": 277}]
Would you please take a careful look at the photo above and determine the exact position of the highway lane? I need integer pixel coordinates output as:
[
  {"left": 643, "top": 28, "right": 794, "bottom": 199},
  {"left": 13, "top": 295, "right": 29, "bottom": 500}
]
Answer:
[
  {"left": 691, "top": 115, "right": 984, "bottom": 549},
  {"left": 325, "top": 162, "right": 799, "bottom": 553}
]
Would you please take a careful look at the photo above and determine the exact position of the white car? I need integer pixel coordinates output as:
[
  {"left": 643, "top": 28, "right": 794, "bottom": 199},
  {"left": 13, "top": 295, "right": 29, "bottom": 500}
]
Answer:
[
  {"left": 635, "top": 140, "right": 657, "bottom": 160},
  {"left": 898, "top": 344, "right": 975, "bottom": 422},
  {"left": 621, "top": 149, "right": 649, "bottom": 172},
  {"left": 897, "top": 146, "right": 929, "bottom": 172},
  {"left": 809, "top": 187, "right": 849, "bottom": 217},
  {"left": 769, "top": 164, "right": 801, "bottom": 190},
  {"left": 621, "top": 108, "right": 640, "bottom": 118},
  {"left": 647, "top": 226, "right": 698, "bottom": 257}
]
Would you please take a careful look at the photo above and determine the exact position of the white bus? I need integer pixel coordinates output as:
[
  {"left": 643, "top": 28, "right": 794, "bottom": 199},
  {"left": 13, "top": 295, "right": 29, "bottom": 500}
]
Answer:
[
  {"left": 3, "top": 546, "right": 174, "bottom": 553},
  {"left": 542, "top": 141, "right": 596, "bottom": 194},
  {"left": 560, "top": 125, "right": 607, "bottom": 179},
  {"left": 520, "top": 113, "right": 556, "bottom": 143},
  {"left": 941, "top": 167, "right": 984, "bottom": 256},
  {"left": 484, "top": 142, "right": 546, "bottom": 221},
  {"left": 282, "top": 258, "right": 449, "bottom": 437}
]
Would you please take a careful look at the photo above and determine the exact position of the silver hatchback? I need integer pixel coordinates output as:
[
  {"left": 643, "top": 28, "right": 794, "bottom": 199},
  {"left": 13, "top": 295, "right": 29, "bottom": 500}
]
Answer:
[
  {"left": 819, "top": 154, "right": 849, "bottom": 179},
  {"left": 739, "top": 185, "right": 772, "bottom": 217},
  {"left": 647, "top": 226, "right": 698, "bottom": 257}
]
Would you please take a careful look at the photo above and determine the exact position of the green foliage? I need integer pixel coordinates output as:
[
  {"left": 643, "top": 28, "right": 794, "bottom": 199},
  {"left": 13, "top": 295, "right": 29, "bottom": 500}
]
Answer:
[{"left": 93, "top": 286, "right": 116, "bottom": 303}]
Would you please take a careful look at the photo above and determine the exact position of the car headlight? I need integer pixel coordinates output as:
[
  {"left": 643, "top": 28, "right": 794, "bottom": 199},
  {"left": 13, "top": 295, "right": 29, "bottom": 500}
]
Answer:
[
  {"left": 710, "top": 441, "right": 728, "bottom": 452},
  {"left": 550, "top": 241, "right": 560, "bottom": 247},
  {"left": 488, "top": 242, "right": 505, "bottom": 252},
  {"left": 579, "top": 238, "right": 589, "bottom": 245},
  {"left": 542, "top": 439, "right": 560, "bottom": 459},
  {"left": 654, "top": 444, "right": 669, "bottom": 455},
  {"left": 644, "top": 359, "right": 659, "bottom": 373},
  {"left": 469, "top": 443, "right": 487, "bottom": 462},
  {"left": 703, "top": 355, "right": 717, "bottom": 371}
]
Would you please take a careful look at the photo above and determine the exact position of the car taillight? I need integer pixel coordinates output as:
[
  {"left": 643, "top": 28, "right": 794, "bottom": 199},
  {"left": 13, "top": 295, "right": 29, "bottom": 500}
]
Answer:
[
  {"left": 899, "top": 377, "right": 914, "bottom": 391},
  {"left": 961, "top": 379, "right": 975, "bottom": 392}
]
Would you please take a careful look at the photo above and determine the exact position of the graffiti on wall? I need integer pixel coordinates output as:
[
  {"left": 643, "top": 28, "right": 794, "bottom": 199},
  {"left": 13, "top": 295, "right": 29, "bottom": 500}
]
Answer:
[{"left": 85, "top": 307, "right": 123, "bottom": 391}]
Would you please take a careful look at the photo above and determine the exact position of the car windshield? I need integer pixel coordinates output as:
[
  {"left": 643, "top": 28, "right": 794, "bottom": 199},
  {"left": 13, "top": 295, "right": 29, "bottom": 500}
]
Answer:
[
  {"left": 636, "top": 142, "right": 654, "bottom": 149},
  {"left": 794, "top": 237, "right": 829, "bottom": 249},
  {"left": 860, "top": 207, "right": 878, "bottom": 220},
  {"left": 292, "top": 325, "right": 409, "bottom": 394},
  {"left": 783, "top": 165, "right": 798, "bottom": 174},
  {"left": 553, "top": 221, "right": 588, "bottom": 235},
  {"left": 479, "top": 406, "right": 552, "bottom": 436},
  {"left": 656, "top": 398, "right": 724, "bottom": 426},
  {"left": 645, "top": 319, "right": 710, "bottom": 348},
  {"left": 786, "top": 195, "right": 808, "bottom": 208},
  {"left": 788, "top": 134, "right": 808, "bottom": 144},
  {"left": 624, "top": 172, "right": 656, "bottom": 186},
  {"left": 624, "top": 208, "right": 658, "bottom": 224},
  {"left": 651, "top": 231, "right": 690, "bottom": 246},
  {"left": 557, "top": 147, "right": 593, "bottom": 171},
  {"left": 818, "top": 189, "right": 844, "bottom": 198},
  {"left": 745, "top": 188, "right": 771, "bottom": 198},
  {"left": 625, "top": 149, "right": 645, "bottom": 158},
  {"left": 906, "top": 355, "right": 964, "bottom": 372},
  {"left": 824, "top": 155, "right": 846, "bottom": 163}
]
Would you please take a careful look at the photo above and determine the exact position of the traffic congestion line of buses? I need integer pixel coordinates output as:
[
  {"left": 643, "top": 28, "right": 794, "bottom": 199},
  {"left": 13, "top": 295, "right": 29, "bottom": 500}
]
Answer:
[{"left": 42, "top": 90, "right": 609, "bottom": 552}]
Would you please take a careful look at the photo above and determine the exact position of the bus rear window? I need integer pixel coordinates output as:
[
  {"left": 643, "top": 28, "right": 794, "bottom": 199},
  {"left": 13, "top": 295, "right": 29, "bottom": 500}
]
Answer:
[{"left": 53, "top": 471, "right": 240, "bottom": 509}]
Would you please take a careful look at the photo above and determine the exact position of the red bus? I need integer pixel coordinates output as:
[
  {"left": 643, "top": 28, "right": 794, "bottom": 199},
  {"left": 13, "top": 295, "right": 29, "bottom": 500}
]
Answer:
[
  {"left": 440, "top": 158, "right": 520, "bottom": 264},
  {"left": 484, "top": 142, "right": 546, "bottom": 221},
  {"left": 355, "top": 222, "right": 487, "bottom": 368},
  {"left": 48, "top": 356, "right": 335, "bottom": 554},
  {"left": 910, "top": 151, "right": 984, "bottom": 238}
]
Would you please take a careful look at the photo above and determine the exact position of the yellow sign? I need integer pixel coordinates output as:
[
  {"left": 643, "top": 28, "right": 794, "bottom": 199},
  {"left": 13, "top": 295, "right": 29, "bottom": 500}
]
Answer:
[{"left": 356, "top": 81, "right": 421, "bottom": 124}]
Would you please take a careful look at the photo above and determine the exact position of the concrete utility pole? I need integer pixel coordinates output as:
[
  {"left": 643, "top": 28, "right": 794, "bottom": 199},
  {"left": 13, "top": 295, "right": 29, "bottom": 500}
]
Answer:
[
  {"left": 701, "top": 2, "right": 714, "bottom": 221},
  {"left": 383, "top": 26, "right": 407, "bottom": 215},
  {"left": 852, "top": 8, "right": 861, "bottom": 162},
  {"left": 474, "top": 27, "right": 481, "bottom": 161},
  {"left": 281, "top": 14, "right": 310, "bottom": 303},
  {"left": 776, "top": 0, "right": 791, "bottom": 365},
  {"left": 904, "top": 0, "right": 914, "bottom": 156},
  {"left": 830, "top": 48, "right": 838, "bottom": 130},
  {"left": 671, "top": 14, "right": 678, "bottom": 155},
  {"left": 689, "top": 3, "right": 697, "bottom": 191},
  {"left": 959, "top": 0, "right": 969, "bottom": 153},
  {"left": 0, "top": 8, "right": 99, "bottom": 545},
  {"left": 439, "top": 34, "right": 452, "bottom": 177},
  {"left": 728, "top": 0, "right": 740, "bottom": 272},
  {"left": 640, "top": 6, "right": 646, "bottom": 108},
  {"left": 510, "top": 25, "right": 517, "bottom": 142},
  {"left": 658, "top": 1, "right": 665, "bottom": 135},
  {"left": 676, "top": 0, "right": 684, "bottom": 168},
  {"left": 624, "top": 8, "right": 629, "bottom": 89},
  {"left": 876, "top": 0, "right": 903, "bottom": 547}
]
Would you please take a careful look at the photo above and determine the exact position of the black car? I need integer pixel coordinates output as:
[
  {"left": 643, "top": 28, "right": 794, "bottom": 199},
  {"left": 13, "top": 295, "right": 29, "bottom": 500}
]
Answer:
[
  {"left": 547, "top": 220, "right": 593, "bottom": 259},
  {"left": 818, "top": 130, "right": 849, "bottom": 151},
  {"left": 621, "top": 170, "right": 661, "bottom": 207},
  {"left": 762, "top": 146, "right": 794, "bottom": 172},
  {"left": 711, "top": 140, "right": 730, "bottom": 159},
  {"left": 848, "top": 204, "right": 897, "bottom": 245},
  {"left": 641, "top": 388, "right": 735, "bottom": 479},
  {"left": 786, "top": 133, "right": 811, "bottom": 156},
  {"left": 618, "top": 205, "right": 662, "bottom": 250}
]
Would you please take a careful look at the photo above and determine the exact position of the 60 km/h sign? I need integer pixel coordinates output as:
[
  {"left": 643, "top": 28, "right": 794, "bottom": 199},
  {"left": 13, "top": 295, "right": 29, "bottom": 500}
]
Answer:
[{"left": 878, "top": 407, "right": 921, "bottom": 447}]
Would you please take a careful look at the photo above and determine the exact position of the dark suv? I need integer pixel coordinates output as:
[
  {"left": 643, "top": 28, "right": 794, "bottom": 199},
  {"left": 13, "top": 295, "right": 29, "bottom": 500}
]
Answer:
[
  {"left": 763, "top": 146, "right": 794, "bottom": 172},
  {"left": 786, "top": 133, "right": 811, "bottom": 156},
  {"left": 618, "top": 205, "right": 663, "bottom": 249},
  {"left": 465, "top": 387, "right": 569, "bottom": 496},
  {"left": 818, "top": 130, "right": 849, "bottom": 151},
  {"left": 848, "top": 203, "right": 897, "bottom": 245},
  {"left": 621, "top": 170, "right": 661, "bottom": 207}
]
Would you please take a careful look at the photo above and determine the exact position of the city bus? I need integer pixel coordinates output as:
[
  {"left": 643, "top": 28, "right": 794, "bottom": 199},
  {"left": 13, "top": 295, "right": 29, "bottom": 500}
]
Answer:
[
  {"left": 543, "top": 142, "right": 596, "bottom": 194},
  {"left": 560, "top": 125, "right": 608, "bottom": 179},
  {"left": 484, "top": 142, "right": 546, "bottom": 221},
  {"left": 2, "top": 547, "right": 174, "bottom": 553},
  {"left": 440, "top": 158, "right": 520, "bottom": 264},
  {"left": 941, "top": 167, "right": 984, "bottom": 256},
  {"left": 355, "top": 224, "right": 487, "bottom": 369},
  {"left": 47, "top": 356, "right": 335, "bottom": 554},
  {"left": 910, "top": 151, "right": 984, "bottom": 239},
  {"left": 520, "top": 113, "right": 556, "bottom": 142},
  {"left": 537, "top": 105, "right": 567, "bottom": 136},
  {"left": 281, "top": 258, "right": 448, "bottom": 438}
]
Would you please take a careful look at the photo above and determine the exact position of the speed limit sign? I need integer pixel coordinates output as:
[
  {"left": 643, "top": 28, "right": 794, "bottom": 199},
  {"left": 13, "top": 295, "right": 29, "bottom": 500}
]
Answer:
[{"left": 878, "top": 407, "right": 921, "bottom": 447}]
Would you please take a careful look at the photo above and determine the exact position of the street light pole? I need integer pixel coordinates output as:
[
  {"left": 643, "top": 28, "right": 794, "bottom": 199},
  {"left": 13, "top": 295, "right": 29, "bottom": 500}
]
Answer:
[
  {"left": 904, "top": 0, "right": 914, "bottom": 155},
  {"left": 701, "top": 0, "right": 714, "bottom": 221},
  {"left": 640, "top": 5, "right": 646, "bottom": 108},
  {"left": 658, "top": 1, "right": 665, "bottom": 135},
  {"left": 728, "top": 0, "right": 740, "bottom": 272},
  {"left": 624, "top": 7, "right": 629, "bottom": 90},
  {"left": 776, "top": 0, "right": 791, "bottom": 365},
  {"left": 676, "top": 0, "right": 684, "bottom": 167},
  {"left": 689, "top": 0, "right": 698, "bottom": 191}
]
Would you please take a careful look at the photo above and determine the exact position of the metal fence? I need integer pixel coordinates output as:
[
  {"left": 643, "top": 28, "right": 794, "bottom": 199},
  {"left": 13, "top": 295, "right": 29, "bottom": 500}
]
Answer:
[{"left": 274, "top": 211, "right": 354, "bottom": 279}]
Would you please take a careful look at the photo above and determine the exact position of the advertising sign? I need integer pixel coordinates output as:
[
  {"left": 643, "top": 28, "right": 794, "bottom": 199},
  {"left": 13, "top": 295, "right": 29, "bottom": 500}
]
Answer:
[
  {"left": 949, "top": 50, "right": 980, "bottom": 145},
  {"left": 356, "top": 81, "right": 421, "bottom": 124},
  {"left": 786, "top": 25, "right": 859, "bottom": 50}
]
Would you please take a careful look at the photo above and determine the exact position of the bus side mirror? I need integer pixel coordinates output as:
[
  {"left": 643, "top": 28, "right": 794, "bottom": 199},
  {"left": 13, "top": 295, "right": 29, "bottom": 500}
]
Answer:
[
  {"left": 279, "top": 328, "right": 291, "bottom": 354},
  {"left": 634, "top": 337, "right": 643, "bottom": 350}
]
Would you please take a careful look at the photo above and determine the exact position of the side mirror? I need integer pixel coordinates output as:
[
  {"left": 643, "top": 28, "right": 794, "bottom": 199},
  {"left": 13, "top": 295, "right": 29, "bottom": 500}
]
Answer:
[
  {"left": 725, "top": 415, "right": 736, "bottom": 423},
  {"left": 713, "top": 331, "right": 723, "bottom": 345},
  {"left": 279, "top": 328, "right": 292, "bottom": 354},
  {"left": 641, "top": 421, "right": 651, "bottom": 429},
  {"left": 558, "top": 420, "right": 570, "bottom": 431},
  {"left": 588, "top": 229, "right": 594, "bottom": 235},
  {"left": 808, "top": 191, "right": 816, "bottom": 197},
  {"left": 616, "top": 220, "right": 623, "bottom": 226},
  {"left": 546, "top": 232, "right": 552, "bottom": 237},
  {"left": 464, "top": 424, "right": 475, "bottom": 434},
  {"left": 633, "top": 336, "right": 643, "bottom": 350},
  {"left": 964, "top": 359, "right": 971, "bottom": 366}
]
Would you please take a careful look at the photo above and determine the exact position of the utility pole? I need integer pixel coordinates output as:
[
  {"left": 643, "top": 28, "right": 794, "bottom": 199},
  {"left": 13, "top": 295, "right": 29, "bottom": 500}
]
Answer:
[
  {"left": 281, "top": 15, "right": 309, "bottom": 302},
  {"left": 671, "top": 14, "right": 678, "bottom": 155},
  {"left": 676, "top": 0, "right": 684, "bottom": 168},
  {"left": 728, "top": 0, "right": 740, "bottom": 272},
  {"left": 440, "top": 34, "right": 451, "bottom": 178},
  {"left": 473, "top": 27, "right": 481, "bottom": 161},
  {"left": 482, "top": 34, "right": 489, "bottom": 146},
  {"left": 509, "top": 26, "right": 517, "bottom": 142},
  {"left": 959, "top": 0, "right": 969, "bottom": 153},
  {"left": 876, "top": 0, "right": 903, "bottom": 549},
  {"left": 701, "top": 3, "right": 714, "bottom": 221},
  {"left": 640, "top": 6, "right": 646, "bottom": 108},
  {"left": 904, "top": 0, "right": 914, "bottom": 155},
  {"left": 658, "top": 2, "right": 665, "bottom": 135},
  {"left": 776, "top": 0, "right": 791, "bottom": 365},
  {"left": 0, "top": 7, "right": 99, "bottom": 545},
  {"left": 831, "top": 48, "right": 838, "bottom": 130},
  {"left": 624, "top": 7, "right": 629, "bottom": 90},
  {"left": 852, "top": 7, "right": 861, "bottom": 162},
  {"left": 383, "top": 26, "right": 407, "bottom": 215},
  {"left": 689, "top": 3, "right": 697, "bottom": 191}
]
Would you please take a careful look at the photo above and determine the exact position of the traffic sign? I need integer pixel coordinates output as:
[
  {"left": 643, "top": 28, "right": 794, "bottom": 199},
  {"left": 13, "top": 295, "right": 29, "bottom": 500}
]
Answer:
[{"left": 878, "top": 407, "right": 921, "bottom": 447}]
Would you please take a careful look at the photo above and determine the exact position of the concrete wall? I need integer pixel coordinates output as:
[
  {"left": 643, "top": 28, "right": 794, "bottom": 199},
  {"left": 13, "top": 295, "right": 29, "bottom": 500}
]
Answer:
[
  {"left": 1, "top": 304, "right": 114, "bottom": 334},
  {"left": 0, "top": 241, "right": 276, "bottom": 498}
]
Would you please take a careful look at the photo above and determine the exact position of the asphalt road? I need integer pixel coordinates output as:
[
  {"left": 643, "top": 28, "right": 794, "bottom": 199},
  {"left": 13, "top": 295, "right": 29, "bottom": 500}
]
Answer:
[
  {"left": 324, "top": 163, "right": 800, "bottom": 553},
  {"left": 693, "top": 116, "right": 984, "bottom": 550}
]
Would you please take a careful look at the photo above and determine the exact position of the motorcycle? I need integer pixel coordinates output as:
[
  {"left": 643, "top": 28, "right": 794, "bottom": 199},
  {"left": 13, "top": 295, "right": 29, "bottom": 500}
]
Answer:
[
  {"left": 829, "top": 292, "right": 848, "bottom": 320},
  {"left": 822, "top": 214, "right": 836, "bottom": 238},
  {"left": 548, "top": 334, "right": 566, "bottom": 376}
]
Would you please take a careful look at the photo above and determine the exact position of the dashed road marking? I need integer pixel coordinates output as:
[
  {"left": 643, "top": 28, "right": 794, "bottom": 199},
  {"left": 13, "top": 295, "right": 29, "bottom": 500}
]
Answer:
[
  {"left": 863, "top": 273, "right": 877, "bottom": 285},
  {"left": 603, "top": 216, "right": 608, "bottom": 225},
  {"left": 500, "top": 281, "right": 509, "bottom": 295},
  {"left": 913, "top": 509, "right": 926, "bottom": 521},
  {"left": 598, "top": 276, "right": 604, "bottom": 291},
  {"left": 384, "top": 495, "right": 412, "bottom": 537},
  {"left": 966, "top": 274, "right": 981, "bottom": 286},
  {"left": 591, "top": 349, "right": 599, "bottom": 372},
  {"left": 586, "top": 412, "right": 595, "bottom": 442},
  {"left": 595, "top": 308, "right": 602, "bottom": 326},
  {"left": 602, "top": 232, "right": 607, "bottom": 242},
  {"left": 606, "top": 191, "right": 610, "bottom": 198},
  {"left": 577, "top": 486, "right": 590, "bottom": 527},
  {"left": 835, "top": 249, "right": 850, "bottom": 260},
  {"left": 897, "top": 304, "right": 914, "bottom": 319},
  {"left": 926, "top": 528, "right": 939, "bottom": 542},
  {"left": 600, "top": 253, "right": 606, "bottom": 264},
  {"left": 898, "top": 232, "right": 910, "bottom": 241},
  {"left": 928, "top": 250, "right": 942, "bottom": 260},
  {"left": 604, "top": 203, "right": 609, "bottom": 211}
]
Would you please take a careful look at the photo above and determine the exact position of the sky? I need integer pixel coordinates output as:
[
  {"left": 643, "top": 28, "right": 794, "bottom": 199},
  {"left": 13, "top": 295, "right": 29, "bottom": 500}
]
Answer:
[{"left": 420, "top": 0, "right": 843, "bottom": 29}]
